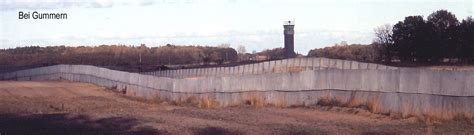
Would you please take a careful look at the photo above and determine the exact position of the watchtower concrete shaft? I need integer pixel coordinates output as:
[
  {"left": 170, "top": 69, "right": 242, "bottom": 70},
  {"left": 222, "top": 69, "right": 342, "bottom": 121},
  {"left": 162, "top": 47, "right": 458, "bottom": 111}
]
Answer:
[{"left": 283, "top": 21, "right": 296, "bottom": 58}]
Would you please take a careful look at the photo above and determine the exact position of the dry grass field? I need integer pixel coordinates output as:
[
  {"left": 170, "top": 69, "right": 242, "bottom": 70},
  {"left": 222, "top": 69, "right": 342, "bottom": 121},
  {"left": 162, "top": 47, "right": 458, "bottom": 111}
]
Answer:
[{"left": 0, "top": 81, "right": 472, "bottom": 135}]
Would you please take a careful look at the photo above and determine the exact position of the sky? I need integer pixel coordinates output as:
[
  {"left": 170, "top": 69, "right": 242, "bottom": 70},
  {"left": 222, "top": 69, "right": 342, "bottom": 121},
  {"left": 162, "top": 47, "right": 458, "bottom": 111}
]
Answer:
[{"left": 0, "top": 0, "right": 472, "bottom": 54}]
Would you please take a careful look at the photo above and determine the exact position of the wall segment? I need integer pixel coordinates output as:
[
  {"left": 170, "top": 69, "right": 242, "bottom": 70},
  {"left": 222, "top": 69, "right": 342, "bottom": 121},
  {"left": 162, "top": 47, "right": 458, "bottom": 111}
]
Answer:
[{"left": 1, "top": 58, "right": 473, "bottom": 120}]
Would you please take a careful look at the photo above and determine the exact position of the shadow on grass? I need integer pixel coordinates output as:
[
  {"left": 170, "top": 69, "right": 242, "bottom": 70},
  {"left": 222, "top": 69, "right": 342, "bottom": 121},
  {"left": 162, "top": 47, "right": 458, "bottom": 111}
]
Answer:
[
  {"left": 262, "top": 123, "right": 328, "bottom": 135},
  {"left": 0, "top": 113, "right": 166, "bottom": 135},
  {"left": 194, "top": 127, "right": 241, "bottom": 135}
]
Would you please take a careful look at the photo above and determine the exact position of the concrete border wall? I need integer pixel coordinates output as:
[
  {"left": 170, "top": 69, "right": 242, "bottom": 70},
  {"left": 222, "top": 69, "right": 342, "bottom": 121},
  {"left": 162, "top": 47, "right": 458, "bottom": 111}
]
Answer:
[
  {"left": 1, "top": 63, "right": 473, "bottom": 120},
  {"left": 143, "top": 57, "right": 399, "bottom": 78}
]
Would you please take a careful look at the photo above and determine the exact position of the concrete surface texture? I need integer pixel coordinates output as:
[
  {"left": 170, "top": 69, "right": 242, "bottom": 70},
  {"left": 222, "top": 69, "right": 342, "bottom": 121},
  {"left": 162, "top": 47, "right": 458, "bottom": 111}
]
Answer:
[
  {"left": 142, "top": 57, "right": 399, "bottom": 78},
  {"left": 0, "top": 57, "right": 473, "bottom": 120}
]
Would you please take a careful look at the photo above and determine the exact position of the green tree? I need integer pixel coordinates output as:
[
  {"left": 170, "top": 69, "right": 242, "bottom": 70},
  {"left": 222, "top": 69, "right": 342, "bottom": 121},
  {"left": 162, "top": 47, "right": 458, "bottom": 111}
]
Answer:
[
  {"left": 427, "top": 10, "right": 459, "bottom": 62},
  {"left": 457, "top": 16, "right": 474, "bottom": 63},
  {"left": 392, "top": 16, "right": 427, "bottom": 62}
]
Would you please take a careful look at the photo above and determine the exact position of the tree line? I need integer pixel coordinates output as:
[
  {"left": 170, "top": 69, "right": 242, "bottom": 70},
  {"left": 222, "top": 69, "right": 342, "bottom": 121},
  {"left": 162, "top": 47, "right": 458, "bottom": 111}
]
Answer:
[
  {"left": 307, "top": 42, "right": 382, "bottom": 63},
  {"left": 376, "top": 10, "right": 474, "bottom": 64},
  {"left": 310, "top": 10, "right": 473, "bottom": 65},
  {"left": 0, "top": 44, "right": 238, "bottom": 72}
]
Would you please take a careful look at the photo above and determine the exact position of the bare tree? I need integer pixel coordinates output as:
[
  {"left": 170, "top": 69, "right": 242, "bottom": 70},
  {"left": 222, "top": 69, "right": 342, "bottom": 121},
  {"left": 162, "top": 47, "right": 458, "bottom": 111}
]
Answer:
[
  {"left": 374, "top": 24, "right": 393, "bottom": 63},
  {"left": 138, "top": 44, "right": 148, "bottom": 64},
  {"left": 374, "top": 24, "right": 393, "bottom": 46}
]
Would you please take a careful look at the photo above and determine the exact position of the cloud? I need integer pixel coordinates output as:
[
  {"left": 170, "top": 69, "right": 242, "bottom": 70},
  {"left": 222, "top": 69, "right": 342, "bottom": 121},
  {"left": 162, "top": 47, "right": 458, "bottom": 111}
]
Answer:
[
  {"left": 0, "top": 0, "right": 156, "bottom": 11},
  {"left": 139, "top": 0, "right": 155, "bottom": 6}
]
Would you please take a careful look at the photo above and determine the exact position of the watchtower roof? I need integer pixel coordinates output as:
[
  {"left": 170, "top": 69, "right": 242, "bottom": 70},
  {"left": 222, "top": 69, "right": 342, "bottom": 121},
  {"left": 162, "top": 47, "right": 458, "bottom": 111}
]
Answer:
[{"left": 283, "top": 20, "right": 295, "bottom": 25}]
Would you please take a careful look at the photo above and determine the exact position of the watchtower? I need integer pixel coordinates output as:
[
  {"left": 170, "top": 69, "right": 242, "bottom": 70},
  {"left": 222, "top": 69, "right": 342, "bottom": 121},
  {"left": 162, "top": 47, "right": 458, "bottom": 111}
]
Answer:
[{"left": 283, "top": 21, "right": 296, "bottom": 58}]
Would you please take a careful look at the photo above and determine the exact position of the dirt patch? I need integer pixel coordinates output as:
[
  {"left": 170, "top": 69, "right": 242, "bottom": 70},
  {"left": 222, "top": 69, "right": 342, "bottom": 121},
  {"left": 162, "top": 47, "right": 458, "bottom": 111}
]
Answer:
[{"left": 0, "top": 81, "right": 472, "bottom": 134}]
